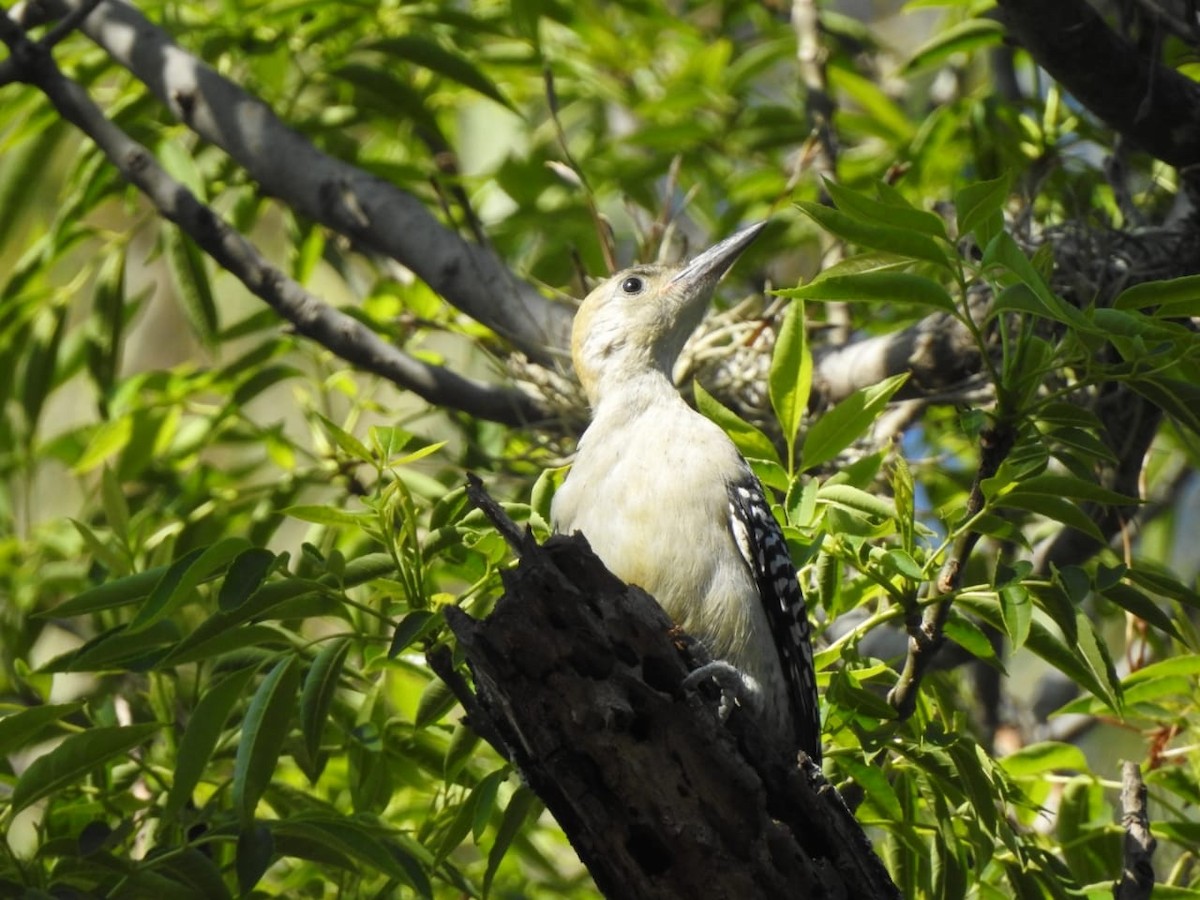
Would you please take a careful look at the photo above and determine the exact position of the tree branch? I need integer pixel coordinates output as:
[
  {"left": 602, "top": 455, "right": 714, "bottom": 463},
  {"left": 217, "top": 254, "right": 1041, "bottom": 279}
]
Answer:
[
  {"left": 0, "top": 11, "right": 549, "bottom": 427},
  {"left": 995, "top": 0, "right": 1200, "bottom": 166},
  {"left": 1114, "top": 761, "right": 1155, "bottom": 900},
  {"left": 445, "top": 485, "right": 901, "bottom": 899},
  {"left": 13, "top": 0, "right": 574, "bottom": 363}
]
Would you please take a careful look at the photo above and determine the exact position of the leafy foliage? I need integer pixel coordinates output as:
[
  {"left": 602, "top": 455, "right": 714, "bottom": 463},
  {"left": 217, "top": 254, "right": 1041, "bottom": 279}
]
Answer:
[{"left": 2, "top": 0, "right": 1200, "bottom": 898}]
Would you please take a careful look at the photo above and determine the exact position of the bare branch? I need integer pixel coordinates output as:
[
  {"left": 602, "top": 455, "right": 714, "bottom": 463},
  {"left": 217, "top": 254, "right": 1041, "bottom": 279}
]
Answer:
[
  {"left": 0, "top": 11, "right": 548, "bottom": 427},
  {"left": 1114, "top": 761, "right": 1156, "bottom": 900},
  {"left": 14, "top": 0, "right": 574, "bottom": 363}
]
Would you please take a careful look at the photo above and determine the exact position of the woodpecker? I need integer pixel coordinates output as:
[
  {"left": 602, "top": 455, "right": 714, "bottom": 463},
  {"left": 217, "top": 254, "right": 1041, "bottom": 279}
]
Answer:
[{"left": 550, "top": 223, "right": 821, "bottom": 761}]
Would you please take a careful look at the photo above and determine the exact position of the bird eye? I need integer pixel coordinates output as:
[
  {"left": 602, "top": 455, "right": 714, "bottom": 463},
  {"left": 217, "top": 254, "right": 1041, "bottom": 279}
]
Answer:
[{"left": 621, "top": 276, "right": 644, "bottom": 294}]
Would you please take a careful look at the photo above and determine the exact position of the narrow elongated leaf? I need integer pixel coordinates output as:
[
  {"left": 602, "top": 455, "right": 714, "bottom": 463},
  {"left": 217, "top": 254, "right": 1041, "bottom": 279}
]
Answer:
[
  {"left": 905, "top": 18, "right": 1005, "bottom": 74},
  {"left": 368, "top": 36, "right": 515, "bottom": 110},
  {"left": 11, "top": 723, "right": 160, "bottom": 814},
  {"left": 485, "top": 786, "right": 539, "bottom": 896},
  {"left": 1001, "top": 741, "right": 1089, "bottom": 778},
  {"left": 0, "top": 702, "right": 84, "bottom": 757},
  {"left": 1101, "top": 583, "right": 1180, "bottom": 639},
  {"left": 776, "top": 271, "right": 955, "bottom": 312},
  {"left": 816, "top": 483, "right": 897, "bottom": 520},
  {"left": 983, "top": 233, "right": 1091, "bottom": 331},
  {"left": 997, "top": 494, "right": 1104, "bottom": 542},
  {"left": 957, "top": 175, "right": 1011, "bottom": 249},
  {"left": 73, "top": 415, "right": 134, "bottom": 473},
  {"left": 824, "top": 179, "right": 949, "bottom": 239},
  {"left": 796, "top": 201, "right": 949, "bottom": 268},
  {"left": 128, "top": 538, "right": 251, "bottom": 633},
  {"left": 282, "top": 505, "right": 374, "bottom": 528},
  {"left": 218, "top": 548, "right": 278, "bottom": 611},
  {"left": 1074, "top": 612, "right": 1122, "bottom": 712},
  {"left": 233, "top": 656, "right": 301, "bottom": 825},
  {"left": 768, "top": 300, "right": 811, "bottom": 457},
  {"left": 694, "top": 380, "right": 781, "bottom": 467},
  {"left": 315, "top": 413, "right": 372, "bottom": 464},
  {"left": 802, "top": 372, "right": 909, "bottom": 471},
  {"left": 166, "top": 666, "right": 258, "bottom": 819},
  {"left": 163, "top": 223, "right": 219, "bottom": 346},
  {"left": 40, "top": 564, "right": 166, "bottom": 619},
  {"left": 1113, "top": 273, "right": 1200, "bottom": 312},
  {"left": 21, "top": 303, "right": 68, "bottom": 432},
  {"left": 301, "top": 638, "right": 352, "bottom": 763},
  {"left": 236, "top": 823, "right": 275, "bottom": 894}
]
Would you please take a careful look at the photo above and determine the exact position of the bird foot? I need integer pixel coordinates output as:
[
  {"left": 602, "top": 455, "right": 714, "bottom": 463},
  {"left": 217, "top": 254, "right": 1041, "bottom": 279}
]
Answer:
[{"left": 682, "top": 661, "right": 761, "bottom": 723}]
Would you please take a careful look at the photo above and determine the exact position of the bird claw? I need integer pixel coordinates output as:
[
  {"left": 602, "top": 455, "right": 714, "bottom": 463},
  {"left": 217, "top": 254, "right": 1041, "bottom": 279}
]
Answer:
[{"left": 682, "top": 661, "right": 761, "bottom": 723}]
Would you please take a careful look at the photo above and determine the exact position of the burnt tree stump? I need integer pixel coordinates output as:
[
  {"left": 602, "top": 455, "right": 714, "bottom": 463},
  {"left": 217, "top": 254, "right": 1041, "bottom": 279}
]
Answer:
[{"left": 431, "top": 482, "right": 899, "bottom": 899}]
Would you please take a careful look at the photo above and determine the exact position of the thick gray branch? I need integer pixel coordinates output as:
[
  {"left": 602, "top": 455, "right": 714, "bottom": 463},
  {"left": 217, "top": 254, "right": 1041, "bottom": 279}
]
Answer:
[{"left": 15, "top": 0, "right": 573, "bottom": 362}]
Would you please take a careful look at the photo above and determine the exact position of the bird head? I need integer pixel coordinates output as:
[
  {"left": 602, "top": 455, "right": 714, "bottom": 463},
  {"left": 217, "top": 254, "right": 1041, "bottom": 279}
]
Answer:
[{"left": 570, "top": 222, "right": 766, "bottom": 405}]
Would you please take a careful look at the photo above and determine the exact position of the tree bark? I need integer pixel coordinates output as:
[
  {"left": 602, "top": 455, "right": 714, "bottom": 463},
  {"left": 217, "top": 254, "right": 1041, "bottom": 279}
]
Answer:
[{"left": 436, "top": 490, "right": 900, "bottom": 900}]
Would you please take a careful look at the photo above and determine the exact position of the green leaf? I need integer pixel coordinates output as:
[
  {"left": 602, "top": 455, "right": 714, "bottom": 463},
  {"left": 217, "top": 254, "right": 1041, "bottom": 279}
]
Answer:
[
  {"left": 389, "top": 610, "right": 439, "bottom": 657},
  {"left": 1000, "top": 741, "right": 1089, "bottom": 778},
  {"left": 796, "top": 201, "right": 949, "bottom": 268},
  {"left": 218, "top": 548, "right": 278, "bottom": 611},
  {"left": 768, "top": 300, "right": 811, "bottom": 460},
  {"left": 73, "top": 415, "right": 134, "bottom": 474},
  {"left": 694, "top": 380, "right": 781, "bottom": 467},
  {"left": 301, "top": 638, "right": 352, "bottom": 763},
  {"left": 824, "top": 179, "right": 949, "bottom": 240},
  {"left": 943, "top": 612, "right": 999, "bottom": 663},
  {"left": 955, "top": 175, "right": 1011, "bottom": 250},
  {"left": 444, "top": 722, "right": 481, "bottom": 782},
  {"left": 272, "top": 817, "right": 432, "bottom": 896},
  {"left": 11, "top": 723, "right": 161, "bottom": 814},
  {"left": 367, "top": 36, "right": 516, "bottom": 110},
  {"left": 996, "top": 493, "right": 1105, "bottom": 542},
  {"left": 817, "top": 483, "right": 897, "bottom": 520},
  {"left": 283, "top": 505, "right": 375, "bottom": 528},
  {"left": 1123, "top": 655, "right": 1200, "bottom": 685},
  {"left": 1113, "top": 273, "right": 1200, "bottom": 313},
  {"left": 166, "top": 666, "right": 258, "bottom": 820},
  {"left": 998, "top": 584, "right": 1032, "bottom": 652},
  {"left": 46, "top": 561, "right": 161, "bottom": 623},
  {"left": 485, "top": 786, "right": 539, "bottom": 895},
  {"left": 905, "top": 18, "right": 1006, "bottom": 74},
  {"left": 163, "top": 223, "right": 219, "bottom": 346},
  {"left": 236, "top": 823, "right": 275, "bottom": 895},
  {"left": 20, "top": 303, "right": 68, "bottom": 433},
  {"left": 128, "top": 539, "right": 252, "bottom": 633},
  {"left": 1100, "top": 583, "right": 1181, "bottom": 641},
  {"left": 983, "top": 233, "right": 1090, "bottom": 331},
  {"left": 233, "top": 656, "right": 301, "bottom": 825},
  {"left": 472, "top": 769, "right": 506, "bottom": 842},
  {"left": 1073, "top": 612, "right": 1122, "bottom": 712},
  {"left": 802, "top": 373, "right": 909, "bottom": 471},
  {"left": 0, "top": 702, "right": 84, "bottom": 757},
  {"left": 315, "top": 413, "right": 372, "bottom": 464},
  {"left": 775, "top": 271, "right": 956, "bottom": 313},
  {"left": 415, "top": 675, "right": 458, "bottom": 727}
]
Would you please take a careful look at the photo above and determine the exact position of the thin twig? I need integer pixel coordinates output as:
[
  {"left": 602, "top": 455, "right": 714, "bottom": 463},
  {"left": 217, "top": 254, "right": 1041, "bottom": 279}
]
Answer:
[
  {"left": 0, "top": 10, "right": 549, "bottom": 427},
  {"left": 888, "top": 421, "right": 1017, "bottom": 719}
]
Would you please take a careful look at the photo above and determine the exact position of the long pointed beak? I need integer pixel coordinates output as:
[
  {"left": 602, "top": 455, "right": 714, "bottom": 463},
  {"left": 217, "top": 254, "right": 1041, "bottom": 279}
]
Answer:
[{"left": 670, "top": 221, "right": 767, "bottom": 289}]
